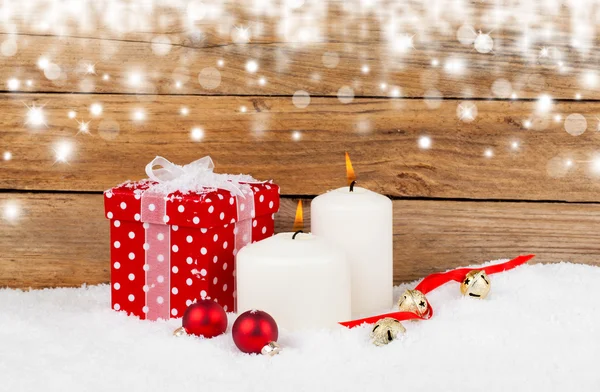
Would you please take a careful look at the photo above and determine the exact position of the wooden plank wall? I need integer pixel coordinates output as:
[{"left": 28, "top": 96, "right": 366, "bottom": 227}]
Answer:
[{"left": 1, "top": 0, "right": 600, "bottom": 288}]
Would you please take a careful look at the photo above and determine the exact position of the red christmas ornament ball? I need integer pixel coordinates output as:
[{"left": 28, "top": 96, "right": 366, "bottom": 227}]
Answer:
[
  {"left": 232, "top": 310, "right": 279, "bottom": 354},
  {"left": 181, "top": 299, "right": 227, "bottom": 338}
]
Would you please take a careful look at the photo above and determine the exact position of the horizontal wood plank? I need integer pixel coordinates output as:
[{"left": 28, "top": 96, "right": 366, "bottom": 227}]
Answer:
[
  {"left": 0, "top": 193, "right": 109, "bottom": 288},
  {"left": 3, "top": 94, "right": 600, "bottom": 201},
  {"left": 2, "top": 193, "right": 599, "bottom": 288},
  {"left": 0, "top": 1, "right": 596, "bottom": 98}
]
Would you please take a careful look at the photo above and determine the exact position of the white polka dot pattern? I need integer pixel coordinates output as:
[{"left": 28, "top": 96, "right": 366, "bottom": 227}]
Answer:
[{"left": 105, "top": 179, "right": 280, "bottom": 319}]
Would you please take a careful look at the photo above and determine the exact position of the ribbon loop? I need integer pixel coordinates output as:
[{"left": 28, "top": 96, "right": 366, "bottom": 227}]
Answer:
[
  {"left": 144, "top": 156, "right": 249, "bottom": 198},
  {"left": 145, "top": 156, "right": 214, "bottom": 183}
]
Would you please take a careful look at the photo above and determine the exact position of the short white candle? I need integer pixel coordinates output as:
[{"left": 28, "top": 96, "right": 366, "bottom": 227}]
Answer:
[
  {"left": 311, "top": 186, "right": 393, "bottom": 317},
  {"left": 236, "top": 232, "right": 351, "bottom": 331}
]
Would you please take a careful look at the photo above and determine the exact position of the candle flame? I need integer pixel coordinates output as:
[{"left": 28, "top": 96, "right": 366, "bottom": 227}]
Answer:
[
  {"left": 345, "top": 152, "right": 357, "bottom": 186},
  {"left": 292, "top": 200, "right": 303, "bottom": 232}
]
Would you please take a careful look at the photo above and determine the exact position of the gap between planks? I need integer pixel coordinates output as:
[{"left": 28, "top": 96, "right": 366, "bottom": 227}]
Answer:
[
  {"left": 0, "top": 90, "right": 598, "bottom": 103},
  {"left": 2, "top": 189, "right": 600, "bottom": 206}
]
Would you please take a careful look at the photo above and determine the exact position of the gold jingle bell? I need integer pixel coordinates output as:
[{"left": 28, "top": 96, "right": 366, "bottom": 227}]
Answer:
[
  {"left": 370, "top": 317, "right": 406, "bottom": 346},
  {"left": 397, "top": 289, "right": 430, "bottom": 318},
  {"left": 460, "top": 270, "right": 491, "bottom": 299}
]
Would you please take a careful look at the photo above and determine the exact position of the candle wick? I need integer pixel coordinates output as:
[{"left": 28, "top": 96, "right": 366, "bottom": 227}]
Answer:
[
  {"left": 349, "top": 180, "right": 357, "bottom": 192},
  {"left": 292, "top": 230, "right": 303, "bottom": 240}
]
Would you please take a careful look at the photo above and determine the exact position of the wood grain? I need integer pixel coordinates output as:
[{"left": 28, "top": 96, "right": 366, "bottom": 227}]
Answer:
[
  {"left": 2, "top": 193, "right": 598, "bottom": 289},
  {"left": 0, "top": 193, "right": 109, "bottom": 288},
  {"left": 0, "top": 1, "right": 596, "bottom": 98},
  {"left": 3, "top": 93, "right": 600, "bottom": 201}
]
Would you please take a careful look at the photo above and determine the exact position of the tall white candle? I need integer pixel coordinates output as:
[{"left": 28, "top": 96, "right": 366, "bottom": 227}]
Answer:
[
  {"left": 236, "top": 232, "right": 351, "bottom": 331},
  {"left": 311, "top": 186, "right": 393, "bottom": 317}
]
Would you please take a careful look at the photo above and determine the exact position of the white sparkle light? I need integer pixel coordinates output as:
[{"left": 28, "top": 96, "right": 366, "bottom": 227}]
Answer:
[
  {"left": 474, "top": 32, "right": 494, "bottom": 53},
  {"left": 37, "top": 57, "right": 49, "bottom": 69},
  {"left": 128, "top": 72, "right": 143, "bottom": 86},
  {"left": 418, "top": 136, "right": 432, "bottom": 149},
  {"left": 539, "top": 47, "right": 549, "bottom": 57},
  {"left": 292, "top": 131, "right": 302, "bottom": 141},
  {"left": 233, "top": 26, "right": 251, "bottom": 44},
  {"left": 3, "top": 201, "right": 20, "bottom": 221},
  {"left": 457, "top": 102, "right": 477, "bottom": 122},
  {"left": 133, "top": 109, "right": 145, "bottom": 121},
  {"left": 3, "top": 151, "right": 12, "bottom": 161},
  {"left": 85, "top": 63, "right": 96, "bottom": 74},
  {"left": 54, "top": 140, "right": 73, "bottom": 163},
  {"left": 180, "top": 107, "right": 189, "bottom": 116},
  {"left": 7, "top": 78, "right": 19, "bottom": 90},
  {"left": 175, "top": 81, "right": 182, "bottom": 89},
  {"left": 511, "top": 93, "right": 517, "bottom": 99},
  {"left": 484, "top": 148, "right": 494, "bottom": 158},
  {"left": 77, "top": 120, "right": 90, "bottom": 134},
  {"left": 191, "top": 127, "right": 204, "bottom": 141},
  {"left": 390, "top": 87, "right": 401, "bottom": 97},
  {"left": 554, "top": 114, "right": 562, "bottom": 122},
  {"left": 103, "top": 74, "right": 110, "bottom": 81},
  {"left": 583, "top": 71, "right": 598, "bottom": 88},
  {"left": 217, "top": 59, "right": 224, "bottom": 67},
  {"left": 68, "top": 111, "right": 76, "bottom": 119},
  {"left": 245, "top": 60, "right": 258, "bottom": 73},
  {"left": 511, "top": 141, "right": 519, "bottom": 150},
  {"left": 26, "top": 80, "right": 33, "bottom": 87},
  {"left": 393, "top": 34, "right": 414, "bottom": 52},
  {"left": 258, "top": 77, "right": 266, "bottom": 86},
  {"left": 524, "top": 120, "right": 532, "bottom": 128},
  {"left": 566, "top": 159, "right": 573, "bottom": 167},
  {"left": 240, "top": 106, "right": 247, "bottom": 113},
  {"left": 90, "top": 103, "right": 102, "bottom": 116},
  {"left": 536, "top": 95, "right": 553, "bottom": 113},
  {"left": 591, "top": 157, "right": 600, "bottom": 174},
  {"left": 575, "top": 93, "right": 582, "bottom": 100},
  {"left": 379, "top": 83, "right": 387, "bottom": 91},
  {"left": 444, "top": 58, "right": 465, "bottom": 74},
  {"left": 431, "top": 59, "right": 439, "bottom": 66},
  {"left": 26, "top": 105, "right": 46, "bottom": 127},
  {"left": 361, "top": 65, "right": 370, "bottom": 74}
]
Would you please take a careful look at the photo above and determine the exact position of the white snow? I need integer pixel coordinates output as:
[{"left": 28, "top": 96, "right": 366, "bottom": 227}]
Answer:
[{"left": 1, "top": 261, "right": 599, "bottom": 391}]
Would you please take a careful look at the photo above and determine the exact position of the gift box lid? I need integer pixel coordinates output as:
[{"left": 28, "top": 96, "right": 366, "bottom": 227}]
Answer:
[{"left": 103, "top": 156, "right": 280, "bottom": 230}]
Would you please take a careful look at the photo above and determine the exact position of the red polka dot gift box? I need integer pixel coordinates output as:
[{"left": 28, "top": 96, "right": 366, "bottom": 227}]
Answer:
[{"left": 103, "top": 156, "right": 280, "bottom": 320}]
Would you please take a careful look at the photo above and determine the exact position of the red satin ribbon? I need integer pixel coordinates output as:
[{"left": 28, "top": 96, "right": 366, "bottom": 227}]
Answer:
[
  {"left": 338, "top": 304, "right": 432, "bottom": 328},
  {"left": 415, "top": 254, "right": 535, "bottom": 294},
  {"left": 339, "top": 254, "right": 535, "bottom": 328}
]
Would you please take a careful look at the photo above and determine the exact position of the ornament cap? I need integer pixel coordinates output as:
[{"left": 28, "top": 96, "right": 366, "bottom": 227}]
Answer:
[
  {"left": 261, "top": 341, "right": 281, "bottom": 356},
  {"left": 173, "top": 326, "right": 187, "bottom": 337}
]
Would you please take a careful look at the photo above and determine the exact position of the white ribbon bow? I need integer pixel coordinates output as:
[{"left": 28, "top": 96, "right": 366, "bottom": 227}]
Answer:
[{"left": 145, "top": 156, "right": 247, "bottom": 197}]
